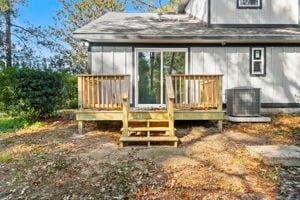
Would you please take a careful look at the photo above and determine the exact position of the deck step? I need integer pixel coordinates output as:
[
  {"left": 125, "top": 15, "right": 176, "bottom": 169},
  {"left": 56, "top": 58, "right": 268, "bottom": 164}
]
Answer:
[
  {"left": 122, "top": 127, "right": 170, "bottom": 132},
  {"left": 129, "top": 119, "right": 169, "bottom": 122},
  {"left": 129, "top": 111, "right": 168, "bottom": 120},
  {"left": 120, "top": 136, "right": 178, "bottom": 142}
]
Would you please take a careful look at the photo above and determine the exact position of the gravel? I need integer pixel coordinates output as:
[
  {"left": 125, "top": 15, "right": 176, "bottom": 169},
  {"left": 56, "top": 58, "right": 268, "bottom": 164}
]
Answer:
[{"left": 277, "top": 167, "right": 300, "bottom": 200}]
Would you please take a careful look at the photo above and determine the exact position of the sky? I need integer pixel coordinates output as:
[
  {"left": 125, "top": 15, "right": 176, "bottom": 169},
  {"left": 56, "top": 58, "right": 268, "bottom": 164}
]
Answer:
[
  {"left": 16, "top": 0, "right": 168, "bottom": 57},
  {"left": 18, "top": 0, "right": 169, "bottom": 27}
]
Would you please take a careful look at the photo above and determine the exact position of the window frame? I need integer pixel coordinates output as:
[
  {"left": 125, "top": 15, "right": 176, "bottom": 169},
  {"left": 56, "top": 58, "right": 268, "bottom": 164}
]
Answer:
[
  {"left": 237, "top": 0, "right": 262, "bottom": 9},
  {"left": 250, "top": 47, "right": 266, "bottom": 77}
]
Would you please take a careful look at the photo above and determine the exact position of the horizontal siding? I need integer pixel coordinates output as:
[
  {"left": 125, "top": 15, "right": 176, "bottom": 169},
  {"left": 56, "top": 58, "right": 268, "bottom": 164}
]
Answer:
[
  {"left": 190, "top": 47, "right": 300, "bottom": 104},
  {"left": 210, "top": 0, "right": 299, "bottom": 24}
]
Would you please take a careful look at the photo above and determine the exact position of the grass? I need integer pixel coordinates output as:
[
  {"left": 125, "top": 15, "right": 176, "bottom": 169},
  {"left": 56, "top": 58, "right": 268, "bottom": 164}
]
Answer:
[
  {"left": 0, "top": 116, "right": 29, "bottom": 133},
  {"left": 0, "top": 112, "right": 45, "bottom": 133},
  {"left": 0, "top": 152, "right": 13, "bottom": 163}
]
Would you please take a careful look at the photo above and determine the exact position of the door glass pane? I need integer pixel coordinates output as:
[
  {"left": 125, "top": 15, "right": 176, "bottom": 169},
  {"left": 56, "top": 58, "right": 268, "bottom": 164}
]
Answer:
[
  {"left": 163, "top": 52, "right": 186, "bottom": 103},
  {"left": 138, "top": 52, "right": 161, "bottom": 104}
]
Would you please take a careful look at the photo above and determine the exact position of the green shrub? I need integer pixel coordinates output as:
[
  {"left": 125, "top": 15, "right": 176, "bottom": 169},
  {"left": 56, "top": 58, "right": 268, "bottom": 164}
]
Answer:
[
  {"left": 61, "top": 74, "right": 78, "bottom": 109},
  {"left": 0, "top": 67, "right": 65, "bottom": 121}
]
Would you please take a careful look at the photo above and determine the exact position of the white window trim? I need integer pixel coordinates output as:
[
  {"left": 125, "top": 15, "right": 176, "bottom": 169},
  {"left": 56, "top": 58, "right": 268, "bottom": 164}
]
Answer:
[
  {"left": 238, "top": 0, "right": 261, "bottom": 8},
  {"left": 251, "top": 47, "right": 265, "bottom": 75},
  {"left": 134, "top": 48, "right": 188, "bottom": 108}
]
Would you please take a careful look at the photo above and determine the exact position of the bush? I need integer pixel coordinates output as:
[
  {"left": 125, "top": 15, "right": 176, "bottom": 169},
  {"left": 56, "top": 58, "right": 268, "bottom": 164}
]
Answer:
[
  {"left": 61, "top": 74, "right": 78, "bottom": 109},
  {"left": 0, "top": 67, "right": 66, "bottom": 121}
]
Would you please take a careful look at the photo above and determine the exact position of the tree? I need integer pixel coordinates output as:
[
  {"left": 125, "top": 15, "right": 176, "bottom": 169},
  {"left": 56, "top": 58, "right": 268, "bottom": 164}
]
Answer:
[
  {"left": 47, "top": 0, "right": 124, "bottom": 73},
  {"left": 48, "top": 0, "right": 178, "bottom": 72},
  {"left": 0, "top": 0, "right": 51, "bottom": 69},
  {"left": 132, "top": 0, "right": 179, "bottom": 12}
]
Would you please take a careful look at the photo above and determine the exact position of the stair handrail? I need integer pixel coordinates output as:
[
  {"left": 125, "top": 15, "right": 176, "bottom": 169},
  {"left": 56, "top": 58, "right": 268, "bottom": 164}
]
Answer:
[
  {"left": 166, "top": 76, "right": 175, "bottom": 100},
  {"left": 121, "top": 75, "right": 130, "bottom": 138},
  {"left": 165, "top": 76, "right": 175, "bottom": 136}
]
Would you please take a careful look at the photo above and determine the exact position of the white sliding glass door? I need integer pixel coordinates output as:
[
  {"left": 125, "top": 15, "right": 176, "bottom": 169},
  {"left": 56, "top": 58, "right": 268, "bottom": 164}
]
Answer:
[{"left": 135, "top": 48, "right": 188, "bottom": 107}]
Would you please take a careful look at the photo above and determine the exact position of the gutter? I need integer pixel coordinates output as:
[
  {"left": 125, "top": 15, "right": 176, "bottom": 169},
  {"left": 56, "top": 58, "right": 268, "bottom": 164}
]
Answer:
[{"left": 73, "top": 33, "right": 300, "bottom": 44}]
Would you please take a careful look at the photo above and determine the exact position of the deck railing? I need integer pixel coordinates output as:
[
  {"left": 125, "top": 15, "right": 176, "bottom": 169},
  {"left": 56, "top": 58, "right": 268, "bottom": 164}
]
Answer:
[
  {"left": 78, "top": 75, "right": 130, "bottom": 110},
  {"left": 167, "top": 74, "right": 223, "bottom": 110}
]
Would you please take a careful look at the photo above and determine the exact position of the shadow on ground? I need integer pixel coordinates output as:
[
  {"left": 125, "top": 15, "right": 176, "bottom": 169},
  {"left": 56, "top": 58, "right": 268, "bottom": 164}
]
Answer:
[{"left": 0, "top": 115, "right": 299, "bottom": 199}]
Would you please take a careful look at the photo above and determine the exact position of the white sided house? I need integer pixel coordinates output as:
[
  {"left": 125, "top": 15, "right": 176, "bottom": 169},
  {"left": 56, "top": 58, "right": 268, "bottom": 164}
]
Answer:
[{"left": 73, "top": 0, "right": 300, "bottom": 146}]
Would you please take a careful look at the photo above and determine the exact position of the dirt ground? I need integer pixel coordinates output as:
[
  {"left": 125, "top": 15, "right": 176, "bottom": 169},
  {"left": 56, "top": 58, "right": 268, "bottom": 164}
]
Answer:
[{"left": 0, "top": 114, "right": 299, "bottom": 199}]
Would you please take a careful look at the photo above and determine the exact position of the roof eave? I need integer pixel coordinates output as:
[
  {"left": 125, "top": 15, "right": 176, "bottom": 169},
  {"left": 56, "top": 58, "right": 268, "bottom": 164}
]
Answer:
[{"left": 73, "top": 33, "right": 300, "bottom": 44}]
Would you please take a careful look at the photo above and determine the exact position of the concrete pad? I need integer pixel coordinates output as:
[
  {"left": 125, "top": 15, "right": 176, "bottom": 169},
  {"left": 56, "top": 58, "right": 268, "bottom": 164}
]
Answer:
[
  {"left": 261, "top": 108, "right": 300, "bottom": 114},
  {"left": 226, "top": 116, "right": 271, "bottom": 123},
  {"left": 246, "top": 145, "right": 300, "bottom": 166},
  {"left": 224, "top": 132, "right": 266, "bottom": 145}
]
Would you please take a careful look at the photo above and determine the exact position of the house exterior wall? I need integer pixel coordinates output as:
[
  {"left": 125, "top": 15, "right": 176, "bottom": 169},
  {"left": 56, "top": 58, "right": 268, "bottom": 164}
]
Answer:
[
  {"left": 89, "top": 45, "right": 300, "bottom": 106},
  {"left": 210, "top": 0, "right": 299, "bottom": 25},
  {"left": 185, "top": 0, "right": 208, "bottom": 23},
  {"left": 90, "top": 45, "right": 134, "bottom": 103},
  {"left": 185, "top": 0, "right": 299, "bottom": 25},
  {"left": 190, "top": 47, "right": 300, "bottom": 104}
]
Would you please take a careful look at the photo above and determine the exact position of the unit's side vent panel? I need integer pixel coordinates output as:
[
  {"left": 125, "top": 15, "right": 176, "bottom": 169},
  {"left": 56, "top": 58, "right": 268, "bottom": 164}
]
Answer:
[{"left": 226, "top": 87, "right": 261, "bottom": 117}]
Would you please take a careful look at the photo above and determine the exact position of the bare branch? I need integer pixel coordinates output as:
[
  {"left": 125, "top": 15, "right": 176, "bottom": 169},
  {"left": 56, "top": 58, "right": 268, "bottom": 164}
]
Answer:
[
  {"left": 133, "top": 0, "right": 158, "bottom": 9},
  {"left": 12, "top": 32, "right": 28, "bottom": 47},
  {"left": 10, "top": 23, "right": 38, "bottom": 36}
]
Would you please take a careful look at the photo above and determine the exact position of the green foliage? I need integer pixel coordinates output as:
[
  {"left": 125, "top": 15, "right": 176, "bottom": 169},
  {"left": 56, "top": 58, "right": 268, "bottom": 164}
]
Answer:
[
  {"left": 48, "top": 0, "right": 124, "bottom": 72},
  {"left": 0, "top": 67, "right": 66, "bottom": 121},
  {"left": 61, "top": 73, "right": 78, "bottom": 109},
  {"left": 0, "top": 152, "right": 13, "bottom": 163},
  {"left": 0, "top": 116, "right": 28, "bottom": 132}
]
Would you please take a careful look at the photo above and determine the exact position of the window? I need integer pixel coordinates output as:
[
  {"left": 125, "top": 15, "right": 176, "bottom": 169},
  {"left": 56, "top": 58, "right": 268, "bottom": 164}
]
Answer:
[
  {"left": 250, "top": 47, "right": 266, "bottom": 76},
  {"left": 237, "top": 0, "right": 262, "bottom": 9}
]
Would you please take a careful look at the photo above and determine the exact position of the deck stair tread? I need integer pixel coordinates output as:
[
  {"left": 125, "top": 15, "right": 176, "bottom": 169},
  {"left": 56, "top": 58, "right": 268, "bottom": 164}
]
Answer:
[
  {"left": 129, "top": 119, "right": 169, "bottom": 122},
  {"left": 120, "top": 136, "right": 178, "bottom": 142},
  {"left": 122, "top": 127, "right": 171, "bottom": 132}
]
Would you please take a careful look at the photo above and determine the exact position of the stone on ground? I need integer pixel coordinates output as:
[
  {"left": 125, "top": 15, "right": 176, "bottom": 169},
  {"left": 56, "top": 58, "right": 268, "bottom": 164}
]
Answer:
[
  {"left": 246, "top": 145, "right": 300, "bottom": 166},
  {"left": 224, "top": 131, "right": 266, "bottom": 145},
  {"left": 227, "top": 116, "right": 271, "bottom": 123}
]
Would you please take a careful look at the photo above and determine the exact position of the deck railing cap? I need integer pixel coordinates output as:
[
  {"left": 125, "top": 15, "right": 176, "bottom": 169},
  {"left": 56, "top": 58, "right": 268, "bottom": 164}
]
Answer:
[
  {"left": 171, "top": 74, "right": 224, "bottom": 76},
  {"left": 77, "top": 74, "right": 131, "bottom": 77}
]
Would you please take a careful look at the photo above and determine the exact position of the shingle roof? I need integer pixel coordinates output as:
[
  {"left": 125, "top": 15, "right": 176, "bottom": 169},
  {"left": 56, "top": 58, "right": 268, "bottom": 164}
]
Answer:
[{"left": 73, "top": 12, "right": 300, "bottom": 43}]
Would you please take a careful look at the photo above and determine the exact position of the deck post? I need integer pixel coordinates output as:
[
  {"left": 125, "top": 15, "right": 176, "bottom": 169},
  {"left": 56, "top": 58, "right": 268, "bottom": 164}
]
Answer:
[
  {"left": 168, "top": 98, "right": 175, "bottom": 136},
  {"left": 78, "top": 121, "right": 83, "bottom": 134},
  {"left": 217, "top": 120, "right": 223, "bottom": 132},
  {"left": 122, "top": 98, "right": 129, "bottom": 137},
  {"left": 78, "top": 76, "right": 83, "bottom": 109},
  {"left": 78, "top": 76, "right": 84, "bottom": 134},
  {"left": 218, "top": 76, "right": 223, "bottom": 133},
  {"left": 166, "top": 76, "right": 175, "bottom": 137},
  {"left": 121, "top": 76, "right": 130, "bottom": 146}
]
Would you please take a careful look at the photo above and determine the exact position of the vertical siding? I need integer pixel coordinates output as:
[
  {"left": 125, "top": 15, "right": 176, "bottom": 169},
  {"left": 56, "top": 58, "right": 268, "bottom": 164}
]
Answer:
[
  {"left": 90, "top": 45, "right": 300, "bottom": 105},
  {"left": 185, "top": 0, "right": 208, "bottom": 22},
  {"left": 190, "top": 47, "right": 300, "bottom": 104},
  {"left": 210, "top": 0, "right": 299, "bottom": 25},
  {"left": 90, "top": 45, "right": 133, "bottom": 103}
]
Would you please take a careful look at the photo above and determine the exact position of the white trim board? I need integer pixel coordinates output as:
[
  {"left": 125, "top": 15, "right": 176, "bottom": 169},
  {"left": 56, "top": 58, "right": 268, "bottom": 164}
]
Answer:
[{"left": 134, "top": 48, "right": 189, "bottom": 108}]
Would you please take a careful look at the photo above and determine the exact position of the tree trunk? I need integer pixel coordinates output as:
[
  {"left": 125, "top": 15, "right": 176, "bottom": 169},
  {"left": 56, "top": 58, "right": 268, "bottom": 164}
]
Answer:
[
  {"left": 150, "top": 53, "right": 154, "bottom": 90},
  {"left": 169, "top": 52, "right": 175, "bottom": 74},
  {"left": 4, "top": 0, "right": 12, "bottom": 69}
]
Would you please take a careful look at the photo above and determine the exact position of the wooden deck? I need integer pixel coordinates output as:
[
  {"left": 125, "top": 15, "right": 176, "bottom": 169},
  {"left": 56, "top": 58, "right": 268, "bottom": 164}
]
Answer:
[{"left": 76, "top": 74, "right": 224, "bottom": 147}]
